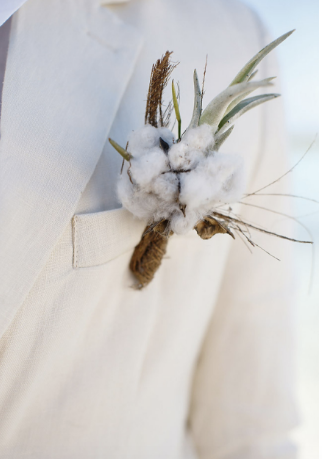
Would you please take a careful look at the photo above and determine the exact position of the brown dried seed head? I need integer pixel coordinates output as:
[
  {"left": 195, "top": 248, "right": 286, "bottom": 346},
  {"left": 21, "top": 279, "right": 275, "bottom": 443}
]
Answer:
[
  {"left": 145, "top": 51, "right": 178, "bottom": 128},
  {"left": 195, "top": 217, "right": 235, "bottom": 240}
]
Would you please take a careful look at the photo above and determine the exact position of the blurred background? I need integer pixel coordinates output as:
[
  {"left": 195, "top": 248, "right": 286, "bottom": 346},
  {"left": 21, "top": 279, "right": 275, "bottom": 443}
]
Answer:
[{"left": 240, "top": 1, "right": 319, "bottom": 457}]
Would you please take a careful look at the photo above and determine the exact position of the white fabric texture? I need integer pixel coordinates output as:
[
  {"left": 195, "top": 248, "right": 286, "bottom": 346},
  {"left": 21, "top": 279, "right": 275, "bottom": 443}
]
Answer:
[
  {"left": 0, "top": 0, "right": 28, "bottom": 27},
  {"left": 73, "top": 208, "right": 146, "bottom": 268},
  {"left": 0, "top": 0, "right": 298, "bottom": 458}
]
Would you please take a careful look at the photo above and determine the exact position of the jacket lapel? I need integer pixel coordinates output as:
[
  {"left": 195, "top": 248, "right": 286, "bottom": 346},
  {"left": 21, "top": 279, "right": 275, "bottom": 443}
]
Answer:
[{"left": 0, "top": 0, "right": 143, "bottom": 336}]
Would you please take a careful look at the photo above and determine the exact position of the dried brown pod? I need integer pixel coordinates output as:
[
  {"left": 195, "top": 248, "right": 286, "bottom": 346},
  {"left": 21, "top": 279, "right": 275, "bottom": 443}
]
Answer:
[{"left": 195, "top": 217, "right": 235, "bottom": 240}]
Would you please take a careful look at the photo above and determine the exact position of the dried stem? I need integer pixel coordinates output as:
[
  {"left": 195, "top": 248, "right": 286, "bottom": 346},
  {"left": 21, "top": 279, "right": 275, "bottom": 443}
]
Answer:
[
  {"left": 210, "top": 212, "right": 312, "bottom": 244},
  {"left": 245, "top": 193, "right": 319, "bottom": 203},
  {"left": 244, "top": 135, "right": 317, "bottom": 197}
]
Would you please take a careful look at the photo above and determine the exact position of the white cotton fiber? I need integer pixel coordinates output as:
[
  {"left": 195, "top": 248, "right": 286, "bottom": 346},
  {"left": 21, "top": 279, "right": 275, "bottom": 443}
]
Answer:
[
  {"left": 170, "top": 209, "right": 203, "bottom": 235},
  {"left": 151, "top": 173, "right": 179, "bottom": 203},
  {"left": 183, "top": 124, "right": 215, "bottom": 151},
  {"left": 168, "top": 124, "right": 214, "bottom": 170},
  {"left": 130, "top": 148, "right": 169, "bottom": 188},
  {"left": 127, "top": 124, "right": 160, "bottom": 157},
  {"left": 180, "top": 153, "right": 245, "bottom": 211},
  {"left": 117, "top": 124, "right": 246, "bottom": 234}
]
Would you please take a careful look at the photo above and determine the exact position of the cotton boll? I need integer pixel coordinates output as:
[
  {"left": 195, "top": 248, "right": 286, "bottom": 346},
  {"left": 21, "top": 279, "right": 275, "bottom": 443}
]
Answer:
[
  {"left": 168, "top": 142, "right": 190, "bottom": 170},
  {"left": 118, "top": 122, "right": 246, "bottom": 236},
  {"left": 130, "top": 148, "right": 169, "bottom": 187},
  {"left": 179, "top": 167, "right": 216, "bottom": 211},
  {"left": 203, "top": 153, "right": 245, "bottom": 203},
  {"left": 130, "top": 192, "right": 160, "bottom": 220},
  {"left": 118, "top": 179, "right": 160, "bottom": 221},
  {"left": 168, "top": 125, "right": 213, "bottom": 171},
  {"left": 127, "top": 124, "right": 160, "bottom": 157},
  {"left": 186, "top": 149, "right": 205, "bottom": 169},
  {"left": 183, "top": 124, "right": 214, "bottom": 152},
  {"left": 118, "top": 162, "right": 178, "bottom": 222},
  {"left": 169, "top": 144, "right": 204, "bottom": 170},
  {"left": 152, "top": 173, "right": 179, "bottom": 203},
  {"left": 179, "top": 152, "right": 245, "bottom": 212},
  {"left": 170, "top": 209, "right": 201, "bottom": 235}
]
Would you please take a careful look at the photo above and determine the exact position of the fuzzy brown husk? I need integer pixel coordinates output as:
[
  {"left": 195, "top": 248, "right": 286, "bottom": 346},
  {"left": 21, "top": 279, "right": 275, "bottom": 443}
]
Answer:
[
  {"left": 195, "top": 217, "right": 235, "bottom": 240},
  {"left": 145, "top": 51, "right": 178, "bottom": 128},
  {"left": 130, "top": 221, "right": 172, "bottom": 288}
]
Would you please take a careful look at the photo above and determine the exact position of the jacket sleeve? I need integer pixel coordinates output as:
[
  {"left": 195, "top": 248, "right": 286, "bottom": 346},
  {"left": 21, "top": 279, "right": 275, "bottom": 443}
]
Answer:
[{"left": 187, "top": 24, "right": 300, "bottom": 459}]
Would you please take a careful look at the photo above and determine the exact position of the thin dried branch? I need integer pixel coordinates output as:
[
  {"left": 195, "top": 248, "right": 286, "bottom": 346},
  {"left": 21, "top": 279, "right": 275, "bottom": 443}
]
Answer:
[
  {"left": 243, "top": 234, "right": 280, "bottom": 260},
  {"left": 163, "top": 99, "right": 173, "bottom": 128},
  {"left": 210, "top": 212, "right": 312, "bottom": 244},
  {"left": 234, "top": 226, "right": 253, "bottom": 253},
  {"left": 244, "top": 193, "right": 319, "bottom": 203},
  {"left": 237, "top": 201, "right": 314, "bottom": 241},
  {"left": 244, "top": 135, "right": 317, "bottom": 197}
]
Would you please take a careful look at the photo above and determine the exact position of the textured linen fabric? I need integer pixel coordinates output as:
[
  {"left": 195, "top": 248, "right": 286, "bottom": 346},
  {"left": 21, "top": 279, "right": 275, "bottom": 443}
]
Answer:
[
  {"left": 0, "top": 0, "right": 298, "bottom": 458},
  {"left": 0, "top": 0, "right": 143, "bottom": 336},
  {"left": 72, "top": 208, "right": 146, "bottom": 268},
  {"left": 0, "top": 17, "right": 11, "bottom": 126}
]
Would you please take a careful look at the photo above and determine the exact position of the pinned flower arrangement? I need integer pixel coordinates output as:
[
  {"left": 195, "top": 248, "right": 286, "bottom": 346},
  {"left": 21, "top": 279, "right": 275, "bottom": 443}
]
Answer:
[{"left": 109, "top": 30, "right": 312, "bottom": 288}]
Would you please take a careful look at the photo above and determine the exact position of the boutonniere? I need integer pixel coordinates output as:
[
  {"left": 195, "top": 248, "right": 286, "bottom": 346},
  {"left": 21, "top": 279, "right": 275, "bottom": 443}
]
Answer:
[{"left": 109, "top": 30, "right": 312, "bottom": 288}]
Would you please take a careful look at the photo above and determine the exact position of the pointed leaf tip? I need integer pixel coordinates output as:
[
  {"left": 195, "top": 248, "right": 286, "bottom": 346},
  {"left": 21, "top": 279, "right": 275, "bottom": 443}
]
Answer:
[
  {"left": 218, "top": 93, "right": 281, "bottom": 130},
  {"left": 109, "top": 138, "right": 132, "bottom": 161},
  {"left": 230, "top": 30, "right": 295, "bottom": 86},
  {"left": 187, "top": 69, "right": 202, "bottom": 130}
]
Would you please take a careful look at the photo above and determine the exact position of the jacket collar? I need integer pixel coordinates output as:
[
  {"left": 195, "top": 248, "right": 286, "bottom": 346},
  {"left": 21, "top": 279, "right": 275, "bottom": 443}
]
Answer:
[{"left": 0, "top": 0, "right": 142, "bottom": 336}]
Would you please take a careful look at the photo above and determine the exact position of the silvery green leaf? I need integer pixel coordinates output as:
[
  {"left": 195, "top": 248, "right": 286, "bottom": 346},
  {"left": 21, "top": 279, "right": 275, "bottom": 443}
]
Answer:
[
  {"left": 218, "top": 93, "right": 280, "bottom": 131},
  {"left": 224, "top": 76, "right": 276, "bottom": 116},
  {"left": 187, "top": 70, "right": 202, "bottom": 130},
  {"left": 247, "top": 70, "right": 258, "bottom": 81},
  {"left": 230, "top": 30, "right": 294, "bottom": 85},
  {"left": 199, "top": 79, "right": 272, "bottom": 130},
  {"left": 213, "top": 125, "right": 234, "bottom": 151},
  {"left": 109, "top": 138, "right": 132, "bottom": 161}
]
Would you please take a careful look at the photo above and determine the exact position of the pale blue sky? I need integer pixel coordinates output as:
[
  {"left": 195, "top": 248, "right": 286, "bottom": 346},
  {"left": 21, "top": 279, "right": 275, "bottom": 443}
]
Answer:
[{"left": 241, "top": 0, "right": 319, "bottom": 137}]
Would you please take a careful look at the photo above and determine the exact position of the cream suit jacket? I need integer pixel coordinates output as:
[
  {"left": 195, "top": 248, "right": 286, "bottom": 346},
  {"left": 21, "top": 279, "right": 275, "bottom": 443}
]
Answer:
[{"left": 0, "top": 0, "right": 298, "bottom": 457}]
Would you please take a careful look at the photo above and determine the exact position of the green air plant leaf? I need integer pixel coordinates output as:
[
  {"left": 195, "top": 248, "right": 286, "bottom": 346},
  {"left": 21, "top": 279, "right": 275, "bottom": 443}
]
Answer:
[
  {"left": 109, "top": 138, "right": 132, "bottom": 161},
  {"left": 218, "top": 93, "right": 280, "bottom": 131},
  {"left": 247, "top": 69, "right": 258, "bottom": 81},
  {"left": 213, "top": 125, "right": 234, "bottom": 151},
  {"left": 223, "top": 76, "right": 276, "bottom": 117},
  {"left": 230, "top": 30, "right": 295, "bottom": 85},
  {"left": 199, "top": 79, "right": 273, "bottom": 131},
  {"left": 187, "top": 70, "right": 202, "bottom": 130},
  {"left": 172, "top": 80, "right": 181, "bottom": 139}
]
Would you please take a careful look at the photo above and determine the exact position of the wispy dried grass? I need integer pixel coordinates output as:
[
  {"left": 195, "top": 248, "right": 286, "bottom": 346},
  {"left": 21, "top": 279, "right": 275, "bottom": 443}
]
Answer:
[{"left": 145, "top": 51, "right": 178, "bottom": 127}]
